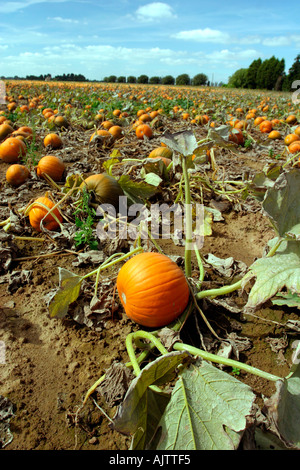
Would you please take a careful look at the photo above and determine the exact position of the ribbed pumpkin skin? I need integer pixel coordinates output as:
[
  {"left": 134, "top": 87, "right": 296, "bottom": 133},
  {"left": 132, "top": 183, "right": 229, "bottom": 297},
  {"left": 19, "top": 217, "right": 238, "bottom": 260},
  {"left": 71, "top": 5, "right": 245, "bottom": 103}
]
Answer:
[
  {"left": 80, "top": 173, "right": 124, "bottom": 209},
  {"left": 36, "top": 155, "right": 65, "bottom": 181},
  {"left": 29, "top": 197, "right": 63, "bottom": 232},
  {"left": 148, "top": 147, "right": 173, "bottom": 160},
  {"left": 0, "top": 137, "right": 27, "bottom": 163},
  {"left": 117, "top": 252, "right": 190, "bottom": 328}
]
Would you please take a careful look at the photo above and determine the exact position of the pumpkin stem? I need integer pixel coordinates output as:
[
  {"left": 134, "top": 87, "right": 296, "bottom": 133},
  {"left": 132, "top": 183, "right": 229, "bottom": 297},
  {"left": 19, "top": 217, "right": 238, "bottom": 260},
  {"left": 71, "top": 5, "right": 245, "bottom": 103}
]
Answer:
[
  {"left": 173, "top": 342, "right": 281, "bottom": 382},
  {"left": 181, "top": 155, "right": 192, "bottom": 277}
]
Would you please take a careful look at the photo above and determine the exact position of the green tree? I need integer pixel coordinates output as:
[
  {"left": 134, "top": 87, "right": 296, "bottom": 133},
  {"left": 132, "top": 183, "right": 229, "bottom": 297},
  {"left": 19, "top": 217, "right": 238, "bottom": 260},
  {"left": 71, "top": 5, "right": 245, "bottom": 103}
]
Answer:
[
  {"left": 256, "top": 56, "right": 285, "bottom": 90},
  {"left": 127, "top": 76, "right": 136, "bottom": 83},
  {"left": 192, "top": 73, "right": 208, "bottom": 86},
  {"left": 176, "top": 74, "right": 190, "bottom": 86},
  {"left": 117, "top": 76, "right": 126, "bottom": 83},
  {"left": 245, "top": 58, "right": 262, "bottom": 89},
  {"left": 282, "top": 54, "right": 300, "bottom": 92},
  {"left": 137, "top": 74, "right": 149, "bottom": 84},
  {"left": 161, "top": 75, "right": 175, "bottom": 85},
  {"left": 149, "top": 76, "right": 161, "bottom": 84},
  {"left": 227, "top": 68, "right": 248, "bottom": 88}
]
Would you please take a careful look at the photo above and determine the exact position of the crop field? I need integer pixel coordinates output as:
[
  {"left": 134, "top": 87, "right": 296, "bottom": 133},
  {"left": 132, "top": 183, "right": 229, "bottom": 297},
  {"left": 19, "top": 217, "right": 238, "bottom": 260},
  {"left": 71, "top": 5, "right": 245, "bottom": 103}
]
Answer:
[{"left": 0, "top": 80, "right": 299, "bottom": 451}]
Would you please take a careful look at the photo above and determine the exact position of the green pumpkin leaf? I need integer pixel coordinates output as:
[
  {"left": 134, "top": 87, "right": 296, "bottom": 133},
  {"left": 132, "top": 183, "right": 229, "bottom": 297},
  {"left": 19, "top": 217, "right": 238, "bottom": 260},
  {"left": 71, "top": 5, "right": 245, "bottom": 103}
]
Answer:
[
  {"left": 48, "top": 268, "right": 82, "bottom": 319},
  {"left": 263, "top": 363, "right": 300, "bottom": 449},
  {"left": 112, "top": 351, "right": 190, "bottom": 450},
  {"left": 244, "top": 241, "right": 300, "bottom": 309},
  {"left": 262, "top": 169, "right": 300, "bottom": 239},
  {"left": 161, "top": 130, "right": 197, "bottom": 157},
  {"left": 154, "top": 358, "right": 255, "bottom": 450},
  {"left": 118, "top": 174, "right": 158, "bottom": 204}
]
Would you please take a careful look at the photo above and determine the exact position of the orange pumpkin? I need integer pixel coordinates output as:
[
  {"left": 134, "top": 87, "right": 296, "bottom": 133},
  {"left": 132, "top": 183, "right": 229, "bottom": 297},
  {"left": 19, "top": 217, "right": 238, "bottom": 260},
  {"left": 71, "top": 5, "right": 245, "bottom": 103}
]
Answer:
[
  {"left": 29, "top": 196, "right": 63, "bottom": 232},
  {"left": 51, "top": 115, "right": 69, "bottom": 128},
  {"left": 0, "top": 137, "right": 27, "bottom": 163},
  {"left": 148, "top": 146, "right": 173, "bottom": 160},
  {"left": 6, "top": 164, "right": 30, "bottom": 186},
  {"left": 108, "top": 125, "right": 123, "bottom": 139},
  {"left": 259, "top": 120, "right": 272, "bottom": 133},
  {"left": 288, "top": 140, "right": 300, "bottom": 154},
  {"left": 284, "top": 133, "right": 299, "bottom": 146},
  {"left": 228, "top": 129, "right": 244, "bottom": 145},
  {"left": 268, "top": 130, "right": 281, "bottom": 140},
  {"left": 80, "top": 173, "right": 124, "bottom": 209},
  {"left": 0, "top": 123, "right": 14, "bottom": 141},
  {"left": 286, "top": 115, "right": 297, "bottom": 125},
  {"left": 135, "top": 123, "right": 153, "bottom": 139},
  {"left": 36, "top": 155, "right": 65, "bottom": 181},
  {"left": 117, "top": 252, "right": 190, "bottom": 328},
  {"left": 43, "top": 133, "right": 63, "bottom": 149}
]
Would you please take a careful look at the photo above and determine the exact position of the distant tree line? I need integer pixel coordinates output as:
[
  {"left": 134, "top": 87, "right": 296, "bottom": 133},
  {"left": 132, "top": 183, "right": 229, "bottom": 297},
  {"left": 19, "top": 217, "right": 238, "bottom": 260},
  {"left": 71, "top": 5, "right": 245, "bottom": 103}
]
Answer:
[
  {"left": 102, "top": 73, "right": 211, "bottom": 86},
  {"left": 227, "top": 54, "right": 300, "bottom": 91}
]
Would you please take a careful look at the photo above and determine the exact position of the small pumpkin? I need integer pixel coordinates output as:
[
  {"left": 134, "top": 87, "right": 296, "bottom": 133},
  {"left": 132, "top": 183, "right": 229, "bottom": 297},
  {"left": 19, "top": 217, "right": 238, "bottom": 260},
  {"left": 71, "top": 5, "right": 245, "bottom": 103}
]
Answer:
[
  {"left": 52, "top": 115, "right": 69, "bottom": 128},
  {"left": 0, "top": 137, "right": 27, "bottom": 163},
  {"left": 288, "top": 140, "right": 300, "bottom": 154},
  {"left": 284, "top": 133, "right": 299, "bottom": 146},
  {"left": 117, "top": 252, "right": 190, "bottom": 328},
  {"left": 80, "top": 173, "right": 124, "bottom": 209},
  {"left": 36, "top": 155, "right": 65, "bottom": 181},
  {"left": 148, "top": 146, "right": 173, "bottom": 160},
  {"left": 228, "top": 129, "right": 244, "bottom": 145},
  {"left": 28, "top": 196, "right": 63, "bottom": 232},
  {"left": 6, "top": 164, "right": 30, "bottom": 186},
  {"left": 135, "top": 123, "right": 153, "bottom": 139},
  {"left": 259, "top": 120, "right": 273, "bottom": 133},
  {"left": 0, "top": 122, "right": 14, "bottom": 141},
  {"left": 268, "top": 130, "right": 281, "bottom": 140},
  {"left": 43, "top": 133, "right": 63, "bottom": 149}
]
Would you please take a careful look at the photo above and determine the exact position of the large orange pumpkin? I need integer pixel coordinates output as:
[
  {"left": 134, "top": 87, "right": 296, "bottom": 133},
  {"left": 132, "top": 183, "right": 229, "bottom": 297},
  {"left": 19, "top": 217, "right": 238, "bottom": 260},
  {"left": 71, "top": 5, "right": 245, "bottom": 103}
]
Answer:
[
  {"left": 80, "top": 173, "right": 124, "bottom": 209},
  {"left": 36, "top": 155, "right": 65, "bottom": 181},
  {"left": 0, "top": 137, "right": 27, "bottom": 163},
  {"left": 28, "top": 196, "right": 63, "bottom": 232},
  {"left": 116, "top": 252, "right": 190, "bottom": 328}
]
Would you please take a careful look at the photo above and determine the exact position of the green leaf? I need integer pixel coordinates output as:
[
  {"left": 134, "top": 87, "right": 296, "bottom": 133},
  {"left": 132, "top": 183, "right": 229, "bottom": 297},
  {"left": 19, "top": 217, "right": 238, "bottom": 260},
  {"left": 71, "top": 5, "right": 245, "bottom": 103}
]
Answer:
[
  {"left": 262, "top": 169, "right": 300, "bottom": 238},
  {"left": 161, "top": 130, "right": 197, "bottom": 157},
  {"left": 272, "top": 291, "right": 300, "bottom": 309},
  {"left": 48, "top": 268, "right": 82, "bottom": 319},
  {"left": 143, "top": 172, "right": 163, "bottom": 187},
  {"left": 155, "top": 358, "right": 255, "bottom": 450},
  {"left": 118, "top": 174, "right": 158, "bottom": 204},
  {"left": 244, "top": 241, "right": 300, "bottom": 309},
  {"left": 112, "top": 351, "right": 190, "bottom": 450},
  {"left": 264, "top": 364, "right": 300, "bottom": 449}
]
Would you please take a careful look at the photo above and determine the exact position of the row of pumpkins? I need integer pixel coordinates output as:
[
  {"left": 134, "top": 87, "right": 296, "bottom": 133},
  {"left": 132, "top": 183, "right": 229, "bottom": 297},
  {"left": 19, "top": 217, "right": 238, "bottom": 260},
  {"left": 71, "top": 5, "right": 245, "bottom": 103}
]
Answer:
[{"left": 0, "top": 120, "right": 189, "bottom": 330}]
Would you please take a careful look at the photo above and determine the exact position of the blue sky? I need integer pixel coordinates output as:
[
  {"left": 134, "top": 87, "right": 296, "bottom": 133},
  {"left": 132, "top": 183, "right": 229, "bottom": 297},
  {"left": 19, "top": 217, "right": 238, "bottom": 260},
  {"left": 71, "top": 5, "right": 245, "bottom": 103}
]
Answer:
[{"left": 0, "top": 0, "right": 299, "bottom": 84}]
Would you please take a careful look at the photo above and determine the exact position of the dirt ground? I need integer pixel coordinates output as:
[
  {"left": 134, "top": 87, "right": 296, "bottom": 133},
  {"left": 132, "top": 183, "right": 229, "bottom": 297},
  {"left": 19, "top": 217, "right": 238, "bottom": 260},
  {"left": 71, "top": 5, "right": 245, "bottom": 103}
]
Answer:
[{"left": 0, "top": 114, "right": 298, "bottom": 450}]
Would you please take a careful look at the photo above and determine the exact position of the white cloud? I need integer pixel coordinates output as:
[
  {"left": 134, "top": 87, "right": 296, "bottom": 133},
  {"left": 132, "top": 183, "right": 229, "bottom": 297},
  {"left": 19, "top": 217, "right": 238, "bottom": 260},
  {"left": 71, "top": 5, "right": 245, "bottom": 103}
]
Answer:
[
  {"left": 135, "top": 2, "right": 176, "bottom": 22},
  {"left": 262, "top": 36, "right": 291, "bottom": 46},
  {"left": 0, "top": 0, "right": 70, "bottom": 14},
  {"left": 172, "top": 28, "right": 231, "bottom": 44},
  {"left": 48, "top": 16, "right": 80, "bottom": 24},
  {"left": 209, "top": 48, "right": 259, "bottom": 62}
]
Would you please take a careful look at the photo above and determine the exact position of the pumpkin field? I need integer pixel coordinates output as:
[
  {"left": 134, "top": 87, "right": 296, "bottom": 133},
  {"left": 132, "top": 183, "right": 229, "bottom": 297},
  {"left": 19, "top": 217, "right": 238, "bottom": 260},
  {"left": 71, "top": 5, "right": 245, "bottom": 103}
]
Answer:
[{"left": 0, "top": 80, "right": 300, "bottom": 451}]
